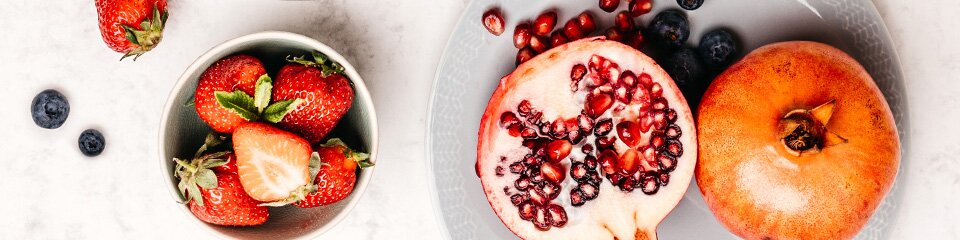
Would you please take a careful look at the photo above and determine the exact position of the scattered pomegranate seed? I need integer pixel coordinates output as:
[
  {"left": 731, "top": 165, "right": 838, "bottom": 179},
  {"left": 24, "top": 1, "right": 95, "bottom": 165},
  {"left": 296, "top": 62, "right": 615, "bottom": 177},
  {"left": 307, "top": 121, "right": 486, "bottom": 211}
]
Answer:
[
  {"left": 619, "top": 148, "right": 640, "bottom": 175},
  {"left": 599, "top": 0, "right": 620, "bottom": 12},
  {"left": 616, "top": 121, "right": 641, "bottom": 147},
  {"left": 571, "top": 64, "right": 587, "bottom": 82},
  {"left": 546, "top": 139, "right": 572, "bottom": 162},
  {"left": 534, "top": 11, "right": 558, "bottom": 37},
  {"left": 550, "top": 31, "right": 569, "bottom": 48},
  {"left": 614, "top": 11, "right": 635, "bottom": 32},
  {"left": 586, "top": 93, "right": 614, "bottom": 117},
  {"left": 516, "top": 47, "right": 535, "bottom": 66},
  {"left": 482, "top": 8, "right": 505, "bottom": 36},
  {"left": 577, "top": 12, "right": 597, "bottom": 34},
  {"left": 529, "top": 35, "right": 550, "bottom": 53},
  {"left": 514, "top": 23, "right": 533, "bottom": 49},
  {"left": 563, "top": 19, "right": 584, "bottom": 40},
  {"left": 599, "top": 149, "right": 619, "bottom": 175},
  {"left": 625, "top": 32, "right": 645, "bottom": 49},
  {"left": 628, "top": 0, "right": 653, "bottom": 17},
  {"left": 605, "top": 27, "right": 624, "bottom": 42},
  {"left": 541, "top": 161, "right": 566, "bottom": 183}
]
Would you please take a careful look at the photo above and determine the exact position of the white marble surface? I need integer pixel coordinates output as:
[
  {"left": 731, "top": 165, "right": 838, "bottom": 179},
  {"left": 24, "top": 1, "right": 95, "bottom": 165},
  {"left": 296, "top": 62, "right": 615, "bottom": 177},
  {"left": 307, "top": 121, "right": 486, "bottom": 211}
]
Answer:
[{"left": 0, "top": 0, "right": 956, "bottom": 239}]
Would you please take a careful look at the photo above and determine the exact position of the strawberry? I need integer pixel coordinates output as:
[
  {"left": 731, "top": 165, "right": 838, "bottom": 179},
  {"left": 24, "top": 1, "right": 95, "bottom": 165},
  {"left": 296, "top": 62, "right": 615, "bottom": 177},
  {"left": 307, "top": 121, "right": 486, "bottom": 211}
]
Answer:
[
  {"left": 295, "top": 139, "right": 373, "bottom": 208},
  {"left": 173, "top": 133, "right": 268, "bottom": 226},
  {"left": 95, "top": 0, "right": 168, "bottom": 60},
  {"left": 233, "top": 122, "right": 313, "bottom": 202},
  {"left": 272, "top": 52, "right": 354, "bottom": 144}
]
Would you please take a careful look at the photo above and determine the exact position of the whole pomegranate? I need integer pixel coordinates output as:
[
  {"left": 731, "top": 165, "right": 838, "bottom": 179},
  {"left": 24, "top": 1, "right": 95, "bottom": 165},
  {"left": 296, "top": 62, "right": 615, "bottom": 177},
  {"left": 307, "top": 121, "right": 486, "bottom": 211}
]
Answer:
[
  {"left": 477, "top": 37, "right": 697, "bottom": 240},
  {"left": 696, "top": 41, "right": 900, "bottom": 240}
]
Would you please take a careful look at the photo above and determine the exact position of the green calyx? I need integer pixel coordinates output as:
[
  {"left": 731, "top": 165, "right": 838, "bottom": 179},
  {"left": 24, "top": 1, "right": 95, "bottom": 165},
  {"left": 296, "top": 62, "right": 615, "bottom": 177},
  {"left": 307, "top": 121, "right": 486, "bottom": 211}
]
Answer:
[
  {"left": 173, "top": 132, "right": 231, "bottom": 207},
  {"left": 286, "top": 52, "right": 346, "bottom": 77},
  {"left": 120, "top": 6, "right": 168, "bottom": 61},
  {"left": 214, "top": 74, "right": 304, "bottom": 123},
  {"left": 320, "top": 138, "right": 374, "bottom": 168}
]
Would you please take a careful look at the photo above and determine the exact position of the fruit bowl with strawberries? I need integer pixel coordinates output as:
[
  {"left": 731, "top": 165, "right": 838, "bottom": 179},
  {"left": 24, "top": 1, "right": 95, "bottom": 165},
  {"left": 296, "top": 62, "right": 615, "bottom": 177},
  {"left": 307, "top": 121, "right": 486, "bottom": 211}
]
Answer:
[{"left": 159, "top": 31, "right": 377, "bottom": 239}]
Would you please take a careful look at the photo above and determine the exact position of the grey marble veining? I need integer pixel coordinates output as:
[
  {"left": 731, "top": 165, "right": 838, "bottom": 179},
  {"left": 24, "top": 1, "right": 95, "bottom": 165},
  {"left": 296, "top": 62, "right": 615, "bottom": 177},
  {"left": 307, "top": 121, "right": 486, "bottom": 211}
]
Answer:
[{"left": 0, "top": 0, "right": 954, "bottom": 239}]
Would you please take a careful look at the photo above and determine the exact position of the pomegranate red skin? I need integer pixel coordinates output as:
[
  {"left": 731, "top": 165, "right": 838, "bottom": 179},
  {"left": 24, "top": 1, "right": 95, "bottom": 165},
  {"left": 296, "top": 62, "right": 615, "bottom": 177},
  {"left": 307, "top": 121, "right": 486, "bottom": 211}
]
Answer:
[
  {"left": 697, "top": 41, "right": 900, "bottom": 240},
  {"left": 478, "top": 37, "right": 697, "bottom": 240}
]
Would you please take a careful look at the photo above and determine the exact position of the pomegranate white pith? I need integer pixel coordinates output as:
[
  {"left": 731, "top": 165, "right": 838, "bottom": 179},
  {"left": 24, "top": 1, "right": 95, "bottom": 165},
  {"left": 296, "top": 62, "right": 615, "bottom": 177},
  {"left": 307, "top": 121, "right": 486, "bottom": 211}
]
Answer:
[{"left": 477, "top": 38, "right": 696, "bottom": 240}]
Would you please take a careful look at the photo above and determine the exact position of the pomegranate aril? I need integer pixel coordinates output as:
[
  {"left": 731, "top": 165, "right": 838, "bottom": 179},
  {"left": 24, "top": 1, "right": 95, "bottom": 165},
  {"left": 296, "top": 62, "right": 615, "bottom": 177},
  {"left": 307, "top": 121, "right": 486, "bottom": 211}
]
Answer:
[
  {"left": 658, "top": 153, "right": 677, "bottom": 172},
  {"left": 515, "top": 176, "right": 532, "bottom": 190},
  {"left": 571, "top": 162, "right": 589, "bottom": 181},
  {"left": 584, "top": 155, "right": 599, "bottom": 169},
  {"left": 570, "top": 189, "right": 585, "bottom": 206},
  {"left": 545, "top": 140, "right": 572, "bottom": 162},
  {"left": 524, "top": 154, "right": 542, "bottom": 166},
  {"left": 533, "top": 11, "right": 557, "bottom": 37},
  {"left": 517, "top": 100, "right": 533, "bottom": 116},
  {"left": 507, "top": 124, "right": 522, "bottom": 137},
  {"left": 651, "top": 83, "right": 664, "bottom": 100},
  {"left": 514, "top": 23, "right": 533, "bottom": 49},
  {"left": 594, "top": 118, "right": 613, "bottom": 136},
  {"left": 578, "top": 113, "right": 594, "bottom": 133},
  {"left": 640, "top": 172, "right": 660, "bottom": 195},
  {"left": 528, "top": 188, "right": 547, "bottom": 205},
  {"left": 665, "top": 139, "right": 683, "bottom": 157},
  {"left": 625, "top": 31, "right": 645, "bottom": 49},
  {"left": 510, "top": 162, "right": 525, "bottom": 174},
  {"left": 621, "top": 70, "right": 638, "bottom": 88},
  {"left": 628, "top": 0, "right": 653, "bottom": 17},
  {"left": 596, "top": 136, "right": 615, "bottom": 150},
  {"left": 519, "top": 202, "right": 536, "bottom": 220},
  {"left": 517, "top": 47, "right": 535, "bottom": 66},
  {"left": 582, "top": 144, "right": 594, "bottom": 154},
  {"left": 586, "top": 93, "right": 614, "bottom": 118},
  {"left": 616, "top": 121, "right": 642, "bottom": 147},
  {"left": 605, "top": 27, "right": 624, "bottom": 42},
  {"left": 665, "top": 108, "right": 678, "bottom": 123},
  {"left": 511, "top": 194, "right": 527, "bottom": 206},
  {"left": 599, "top": 0, "right": 620, "bottom": 12},
  {"left": 530, "top": 172, "right": 545, "bottom": 184},
  {"left": 482, "top": 8, "right": 505, "bottom": 36},
  {"left": 658, "top": 171, "right": 670, "bottom": 186},
  {"left": 577, "top": 11, "right": 597, "bottom": 33},
  {"left": 608, "top": 173, "right": 624, "bottom": 185},
  {"left": 619, "top": 175, "right": 636, "bottom": 192},
  {"left": 529, "top": 35, "right": 550, "bottom": 53},
  {"left": 652, "top": 110, "right": 667, "bottom": 129},
  {"left": 615, "top": 11, "right": 635, "bottom": 32},
  {"left": 580, "top": 182, "right": 599, "bottom": 199},
  {"left": 521, "top": 126, "right": 538, "bottom": 139},
  {"left": 563, "top": 19, "right": 584, "bottom": 40},
  {"left": 640, "top": 115, "right": 654, "bottom": 132},
  {"left": 499, "top": 112, "right": 521, "bottom": 128},
  {"left": 665, "top": 124, "right": 682, "bottom": 139},
  {"left": 540, "top": 162, "right": 566, "bottom": 183},
  {"left": 618, "top": 148, "right": 640, "bottom": 175},
  {"left": 548, "top": 204, "right": 568, "bottom": 227},
  {"left": 599, "top": 149, "right": 619, "bottom": 175},
  {"left": 588, "top": 172, "right": 603, "bottom": 186},
  {"left": 571, "top": 64, "right": 587, "bottom": 83},
  {"left": 551, "top": 31, "right": 569, "bottom": 48},
  {"left": 533, "top": 206, "right": 551, "bottom": 230}
]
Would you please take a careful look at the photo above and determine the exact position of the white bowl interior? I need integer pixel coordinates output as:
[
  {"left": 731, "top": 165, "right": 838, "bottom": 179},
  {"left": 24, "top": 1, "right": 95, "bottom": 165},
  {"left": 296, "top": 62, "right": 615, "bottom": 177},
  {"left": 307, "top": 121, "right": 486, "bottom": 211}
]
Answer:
[{"left": 159, "top": 32, "right": 378, "bottom": 239}]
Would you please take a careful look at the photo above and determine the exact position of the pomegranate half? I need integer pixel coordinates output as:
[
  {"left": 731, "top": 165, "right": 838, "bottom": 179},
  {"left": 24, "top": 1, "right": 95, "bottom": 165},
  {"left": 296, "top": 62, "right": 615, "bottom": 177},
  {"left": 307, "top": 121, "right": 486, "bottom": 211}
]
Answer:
[
  {"left": 696, "top": 41, "right": 900, "bottom": 239},
  {"left": 477, "top": 37, "right": 696, "bottom": 240}
]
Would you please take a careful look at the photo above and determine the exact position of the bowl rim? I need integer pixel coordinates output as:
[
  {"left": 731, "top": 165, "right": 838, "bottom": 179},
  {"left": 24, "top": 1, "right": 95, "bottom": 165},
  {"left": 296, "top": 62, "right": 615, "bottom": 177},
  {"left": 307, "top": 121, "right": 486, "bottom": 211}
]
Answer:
[{"left": 157, "top": 31, "right": 379, "bottom": 239}]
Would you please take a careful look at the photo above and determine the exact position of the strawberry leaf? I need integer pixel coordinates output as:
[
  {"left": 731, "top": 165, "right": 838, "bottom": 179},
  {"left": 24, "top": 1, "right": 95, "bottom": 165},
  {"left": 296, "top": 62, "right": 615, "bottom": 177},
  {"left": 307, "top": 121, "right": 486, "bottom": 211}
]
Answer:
[
  {"left": 263, "top": 99, "right": 303, "bottom": 123},
  {"left": 186, "top": 181, "right": 204, "bottom": 207},
  {"left": 195, "top": 169, "right": 218, "bottom": 189},
  {"left": 201, "top": 158, "right": 229, "bottom": 169},
  {"left": 254, "top": 74, "right": 273, "bottom": 113},
  {"left": 215, "top": 90, "right": 258, "bottom": 121},
  {"left": 309, "top": 152, "right": 321, "bottom": 180}
]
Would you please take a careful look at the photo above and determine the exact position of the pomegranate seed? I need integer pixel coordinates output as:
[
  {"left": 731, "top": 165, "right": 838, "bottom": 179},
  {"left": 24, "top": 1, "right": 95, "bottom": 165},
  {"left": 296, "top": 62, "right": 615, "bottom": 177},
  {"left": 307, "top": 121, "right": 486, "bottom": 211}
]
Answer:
[
  {"left": 640, "top": 115, "right": 654, "bottom": 132},
  {"left": 519, "top": 202, "right": 536, "bottom": 220},
  {"left": 517, "top": 100, "right": 533, "bottom": 116},
  {"left": 658, "top": 153, "right": 677, "bottom": 172},
  {"left": 586, "top": 93, "right": 614, "bottom": 118},
  {"left": 577, "top": 12, "right": 597, "bottom": 34},
  {"left": 596, "top": 84, "right": 614, "bottom": 94},
  {"left": 651, "top": 97, "right": 668, "bottom": 111},
  {"left": 515, "top": 176, "right": 532, "bottom": 190},
  {"left": 619, "top": 175, "right": 636, "bottom": 191},
  {"left": 640, "top": 172, "right": 660, "bottom": 195},
  {"left": 548, "top": 204, "right": 568, "bottom": 227},
  {"left": 507, "top": 124, "right": 522, "bottom": 137},
  {"left": 540, "top": 161, "right": 566, "bottom": 183},
  {"left": 665, "top": 108, "right": 678, "bottom": 123},
  {"left": 550, "top": 31, "right": 569, "bottom": 48},
  {"left": 578, "top": 113, "right": 594, "bottom": 133},
  {"left": 605, "top": 27, "right": 624, "bottom": 42},
  {"left": 528, "top": 188, "right": 547, "bottom": 205},
  {"left": 615, "top": 86, "right": 630, "bottom": 103},
  {"left": 524, "top": 154, "right": 542, "bottom": 166},
  {"left": 499, "top": 112, "right": 521, "bottom": 128},
  {"left": 545, "top": 140, "right": 572, "bottom": 162},
  {"left": 529, "top": 35, "right": 550, "bottom": 53},
  {"left": 496, "top": 166, "right": 505, "bottom": 176},
  {"left": 533, "top": 206, "right": 551, "bottom": 230},
  {"left": 620, "top": 70, "right": 638, "bottom": 88},
  {"left": 509, "top": 162, "right": 525, "bottom": 174},
  {"left": 616, "top": 121, "right": 641, "bottom": 147},
  {"left": 516, "top": 47, "right": 535, "bottom": 66},
  {"left": 482, "top": 8, "right": 505, "bottom": 36},
  {"left": 520, "top": 126, "right": 538, "bottom": 139},
  {"left": 665, "top": 124, "right": 682, "bottom": 139},
  {"left": 580, "top": 182, "right": 599, "bottom": 199},
  {"left": 650, "top": 83, "right": 663, "bottom": 99},
  {"left": 534, "top": 11, "right": 557, "bottom": 37},
  {"left": 563, "top": 19, "right": 584, "bottom": 40},
  {"left": 570, "top": 162, "right": 589, "bottom": 181},
  {"left": 665, "top": 139, "right": 683, "bottom": 157},
  {"left": 642, "top": 146, "right": 657, "bottom": 164},
  {"left": 618, "top": 148, "right": 640, "bottom": 175},
  {"left": 571, "top": 64, "right": 587, "bottom": 83},
  {"left": 514, "top": 23, "right": 533, "bottom": 49},
  {"left": 596, "top": 136, "right": 615, "bottom": 150},
  {"left": 650, "top": 133, "right": 665, "bottom": 149},
  {"left": 540, "top": 181, "right": 561, "bottom": 199},
  {"left": 614, "top": 11, "right": 635, "bottom": 32},
  {"left": 652, "top": 110, "right": 667, "bottom": 129},
  {"left": 570, "top": 189, "right": 585, "bottom": 206},
  {"left": 594, "top": 118, "right": 613, "bottom": 136},
  {"left": 638, "top": 72, "right": 653, "bottom": 88},
  {"left": 582, "top": 144, "right": 594, "bottom": 154},
  {"left": 599, "top": 0, "right": 620, "bottom": 12},
  {"left": 608, "top": 173, "right": 624, "bottom": 185},
  {"left": 659, "top": 171, "right": 670, "bottom": 186},
  {"left": 584, "top": 155, "right": 599, "bottom": 169},
  {"left": 628, "top": 0, "right": 653, "bottom": 17},
  {"left": 599, "top": 149, "right": 619, "bottom": 175},
  {"left": 511, "top": 193, "right": 526, "bottom": 206},
  {"left": 527, "top": 112, "right": 544, "bottom": 127}
]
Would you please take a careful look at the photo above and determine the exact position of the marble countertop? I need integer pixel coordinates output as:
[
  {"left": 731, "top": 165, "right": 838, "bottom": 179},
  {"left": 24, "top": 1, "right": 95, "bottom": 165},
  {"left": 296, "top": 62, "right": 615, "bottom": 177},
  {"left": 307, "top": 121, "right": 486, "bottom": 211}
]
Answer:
[{"left": 0, "top": 0, "right": 955, "bottom": 239}]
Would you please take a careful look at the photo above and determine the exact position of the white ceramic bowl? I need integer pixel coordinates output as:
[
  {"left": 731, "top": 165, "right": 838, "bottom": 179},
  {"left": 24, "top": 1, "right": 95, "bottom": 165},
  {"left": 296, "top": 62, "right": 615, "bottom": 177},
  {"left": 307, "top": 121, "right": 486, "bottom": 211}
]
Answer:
[{"left": 158, "top": 31, "right": 378, "bottom": 239}]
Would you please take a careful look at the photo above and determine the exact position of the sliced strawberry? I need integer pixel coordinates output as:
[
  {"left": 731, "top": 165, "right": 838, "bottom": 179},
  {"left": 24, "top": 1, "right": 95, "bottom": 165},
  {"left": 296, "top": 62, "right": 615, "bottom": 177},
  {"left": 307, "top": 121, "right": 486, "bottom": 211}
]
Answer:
[
  {"left": 233, "top": 122, "right": 313, "bottom": 202},
  {"left": 194, "top": 55, "right": 265, "bottom": 133},
  {"left": 272, "top": 53, "right": 354, "bottom": 144},
  {"left": 295, "top": 139, "right": 372, "bottom": 208}
]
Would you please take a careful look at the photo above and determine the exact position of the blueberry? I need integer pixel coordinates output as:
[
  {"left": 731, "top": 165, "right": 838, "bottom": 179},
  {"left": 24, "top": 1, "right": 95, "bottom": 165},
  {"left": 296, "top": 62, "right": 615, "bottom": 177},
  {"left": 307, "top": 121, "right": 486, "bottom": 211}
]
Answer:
[
  {"left": 677, "top": 0, "right": 704, "bottom": 10},
  {"left": 78, "top": 129, "right": 105, "bottom": 157},
  {"left": 31, "top": 89, "right": 70, "bottom": 129},
  {"left": 698, "top": 29, "right": 738, "bottom": 69},
  {"left": 647, "top": 10, "right": 690, "bottom": 49},
  {"left": 664, "top": 48, "right": 705, "bottom": 93}
]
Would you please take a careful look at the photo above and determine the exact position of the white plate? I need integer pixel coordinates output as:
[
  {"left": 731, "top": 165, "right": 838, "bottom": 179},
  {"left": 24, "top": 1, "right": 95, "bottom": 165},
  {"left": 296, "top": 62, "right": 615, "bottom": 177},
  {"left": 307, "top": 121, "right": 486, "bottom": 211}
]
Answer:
[{"left": 426, "top": 0, "right": 908, "bottom": 239}]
